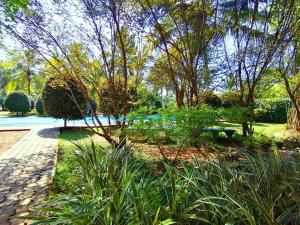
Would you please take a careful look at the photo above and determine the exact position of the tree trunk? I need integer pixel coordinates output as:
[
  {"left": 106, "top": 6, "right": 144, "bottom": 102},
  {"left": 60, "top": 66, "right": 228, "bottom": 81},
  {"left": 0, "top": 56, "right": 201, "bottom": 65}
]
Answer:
[
  {"left": 64, "top": 118, "right": 67, "bottom": 127},
  {"left": 288, "top": 108, "right": 300, "bottom": 131},
  {"left": 27, "top": 70, "right": 31, "bottom": 96},
  {"left": 175, "top": 86, "right": 185, "bottom": 108}
]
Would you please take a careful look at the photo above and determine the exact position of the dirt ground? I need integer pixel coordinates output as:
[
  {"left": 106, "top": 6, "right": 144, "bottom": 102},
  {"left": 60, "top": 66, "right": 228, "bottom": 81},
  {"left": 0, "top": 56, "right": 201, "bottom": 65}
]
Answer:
[{"left": 0, "top": 131, "right": 29, "bottom": 156}]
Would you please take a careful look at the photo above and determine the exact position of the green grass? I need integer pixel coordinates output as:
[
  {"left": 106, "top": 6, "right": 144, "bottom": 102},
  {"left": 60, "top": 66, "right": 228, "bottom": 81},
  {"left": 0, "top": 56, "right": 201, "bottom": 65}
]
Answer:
[
  {"left": 220, "top": 122, "right": 287, "bottom": 137},
  {"left": 52, "top": 129, "right": 109, "bottom": 194}
]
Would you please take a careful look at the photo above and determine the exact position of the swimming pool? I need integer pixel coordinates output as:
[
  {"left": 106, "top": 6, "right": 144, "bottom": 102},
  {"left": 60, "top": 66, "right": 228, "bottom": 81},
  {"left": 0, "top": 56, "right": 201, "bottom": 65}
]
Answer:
[{"left": 0, "top": 115, "right": 115, "bottom": 128}]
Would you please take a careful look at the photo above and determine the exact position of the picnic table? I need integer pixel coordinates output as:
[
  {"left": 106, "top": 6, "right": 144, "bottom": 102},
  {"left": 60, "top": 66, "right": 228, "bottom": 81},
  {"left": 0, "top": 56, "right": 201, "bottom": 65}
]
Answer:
[{"left": 202, "top": 127, "right": 236, "bottom": 138}]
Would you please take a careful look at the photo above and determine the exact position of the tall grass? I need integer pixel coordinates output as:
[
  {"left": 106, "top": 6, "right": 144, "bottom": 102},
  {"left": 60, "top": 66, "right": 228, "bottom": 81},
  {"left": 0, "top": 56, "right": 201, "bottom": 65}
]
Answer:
[{"left": 27, "top": 142, "right": 300, "bottom": 225}]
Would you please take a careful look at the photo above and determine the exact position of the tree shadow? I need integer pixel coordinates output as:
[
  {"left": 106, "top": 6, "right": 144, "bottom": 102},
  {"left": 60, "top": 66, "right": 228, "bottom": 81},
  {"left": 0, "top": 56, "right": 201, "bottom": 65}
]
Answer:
[{"left": 37, "top": 128, "right": 59, "bottom": 139}]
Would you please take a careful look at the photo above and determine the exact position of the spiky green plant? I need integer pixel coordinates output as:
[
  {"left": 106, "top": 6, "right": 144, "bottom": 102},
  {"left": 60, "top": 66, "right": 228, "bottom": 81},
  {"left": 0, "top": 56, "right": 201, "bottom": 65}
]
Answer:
[{"left": 19, "top": 143, "right": 300, "bottom": 225}]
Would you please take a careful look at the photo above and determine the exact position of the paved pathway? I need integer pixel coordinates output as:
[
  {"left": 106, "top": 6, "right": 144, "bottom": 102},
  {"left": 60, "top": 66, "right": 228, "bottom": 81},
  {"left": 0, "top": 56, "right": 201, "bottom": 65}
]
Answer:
[{"left": 0, "top": 127, "right": 59, "bottom": 225}]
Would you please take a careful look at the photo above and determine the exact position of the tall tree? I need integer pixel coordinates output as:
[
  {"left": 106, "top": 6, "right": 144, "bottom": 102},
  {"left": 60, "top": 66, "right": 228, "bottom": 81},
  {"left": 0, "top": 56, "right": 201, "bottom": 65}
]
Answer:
[
  {"left": 138, "top": 0, "right": 219, "bottom": 107},
  {"left": 1, "top": 48, "right": 40, "bottom": 96},
  {"left": 220, "top": 0, "right": 300, "bottom": 135},
  {"left": 0, "top": 0, "right": 147, "bottom": 145}
]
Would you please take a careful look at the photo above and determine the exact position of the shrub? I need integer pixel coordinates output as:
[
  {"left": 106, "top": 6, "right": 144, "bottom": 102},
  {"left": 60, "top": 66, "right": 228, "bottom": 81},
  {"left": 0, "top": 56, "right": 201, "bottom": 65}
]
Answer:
[
  {"left": 98, "top": 84, "right": 137, "bottom": 115},
  {"left": 254, "top": 99, "right": 290, "bottom": 123},
  {"left": 128, "top": 105, "right": 218, "bottom": 146},
  {"left": 28, "top": 143, "right": 300, "bottom": 225},
  {"left": 42, "top": 77, "right": 86, "bottom": 126},
  {"left": 35, "top": 96, "right": 44, "bottom": 114},
  {"left": 0, "top": 98, "right": 3, "bottom": 109},
  {"left": 254, "top": 108, "right": 269, "bottom": 122},
  {"left": 153, "top": 100, "right": 162, "bottom": 109},
  {"left": 219, "top": 91, "right": 240, "bottom": 108},
  {"left": 199, "top": 90, "right": 222, "bottom": 108},
  {"left": 4, "top": 91, "right": 30, "bottom": 115},
  {"left": 219, "top": 107, "right": 246, "bottom": 124}
]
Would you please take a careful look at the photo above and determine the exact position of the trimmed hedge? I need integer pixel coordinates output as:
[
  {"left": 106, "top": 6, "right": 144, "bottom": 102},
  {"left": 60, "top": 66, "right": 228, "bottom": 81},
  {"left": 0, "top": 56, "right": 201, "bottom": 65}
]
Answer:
[
  {"left": 4, "top": 91, "right": 31, "bottom": 115},
  {"left": 219, "top": 92, "right": 240, "bottom": 108},
  {"left": 42, "top": 77, "right": 86, "bottom": 125},
  {"left": 35, "top": 96, "right": 44, "bottom": 114},
  {"left": 254, "top": 100, "right": 290, "bottom": 123}
]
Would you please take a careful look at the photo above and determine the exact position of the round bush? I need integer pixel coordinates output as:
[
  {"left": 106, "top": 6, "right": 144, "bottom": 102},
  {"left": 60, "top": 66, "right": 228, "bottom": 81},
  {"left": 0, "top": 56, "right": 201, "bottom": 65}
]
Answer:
[
  {"left": 42, "top": 77, "right": 86, "bottom": 125},
  {"left": 35, "top": 96, "right": 44, "bottom": 114},
  {"left": 30, "top": 100, "right": 35, "bottom": 110},
  {"left": 199, "top": 91, "right": 222, "bottom": 108},
  {"left": 4, "top": 91, "right": 31, "bottom": 114}
]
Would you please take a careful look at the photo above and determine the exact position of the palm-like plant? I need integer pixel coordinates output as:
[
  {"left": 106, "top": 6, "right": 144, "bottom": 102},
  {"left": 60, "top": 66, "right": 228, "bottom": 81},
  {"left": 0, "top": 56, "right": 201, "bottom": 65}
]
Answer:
[{"left": 1, "top": 48, "right": 40, "bottom": 97}]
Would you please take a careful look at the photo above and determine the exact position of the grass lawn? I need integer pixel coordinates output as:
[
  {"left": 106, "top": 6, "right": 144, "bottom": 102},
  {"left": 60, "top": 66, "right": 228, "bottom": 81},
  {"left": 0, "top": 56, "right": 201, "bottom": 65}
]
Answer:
[
  {"left": 52, "top": 129, "right": 109, "bottom": 194},
  {"left": 220, "top": 122, "right": 287, "bottom": 137}
]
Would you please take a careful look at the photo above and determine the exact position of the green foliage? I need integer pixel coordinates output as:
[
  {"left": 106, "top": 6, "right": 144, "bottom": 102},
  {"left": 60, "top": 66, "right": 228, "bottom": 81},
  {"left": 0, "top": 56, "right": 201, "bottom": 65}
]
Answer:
[
  {"left": 35, "top": 96, "right": 43, "bottom": 114},
  {"left": 128, "top": 105, "right": 218, "bottom": 146},
  {"left": 28, "top": 142, "right": 300, "bottom": 225},
  {"left": 153, "top": 100, "right": 162, "bottom": 109},
  {"left": 220, "top": 91, "right": 240, "bottom": 108},
  {"left": 3, "top": 91, "right": 30, "bottom": 114},
  {"left": 0, "top": 98, "right": 3, "bottom": 108},
  {"left": 254, "top": 100, "right": 290, "bottom": 123},
  {"left": 42, "top": 77, "right": 86, "bottom": 121},
  {"left": 98, "top": 84, "right": 136, "bottom": 115},
  {"left": 219, "top": 107, "right": 246, "bottom": 124},
  {"left": 199, "top": 91, "right": 222, "bottom": 108},
  {"left": 2, "top": 0, "right": 30, "bottom": 19}
]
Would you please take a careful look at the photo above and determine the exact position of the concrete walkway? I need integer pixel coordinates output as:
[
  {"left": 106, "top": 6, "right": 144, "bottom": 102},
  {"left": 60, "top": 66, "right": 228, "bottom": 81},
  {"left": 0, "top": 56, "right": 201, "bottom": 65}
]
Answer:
[{"left": 0, "top": 127, "right": 59, "bottom": 225}]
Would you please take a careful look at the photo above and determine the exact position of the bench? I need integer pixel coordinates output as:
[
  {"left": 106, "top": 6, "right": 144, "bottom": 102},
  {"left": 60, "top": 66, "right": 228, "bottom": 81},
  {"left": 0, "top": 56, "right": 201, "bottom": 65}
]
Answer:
[{"left": 202, "top": 127, "right": 236, "bottom": 139}]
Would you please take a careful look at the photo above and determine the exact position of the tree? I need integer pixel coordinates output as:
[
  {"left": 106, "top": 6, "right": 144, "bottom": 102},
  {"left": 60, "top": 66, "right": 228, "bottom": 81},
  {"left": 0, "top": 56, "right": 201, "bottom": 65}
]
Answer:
[
  {"left": 4, "top": 91, "right": 30, "bottom": 115},
  {"left": 1, "top": 0, "right": 147, "bottom": 145},
  {"left": 278, "top": 40, "right": 300, "bottom": 130},
  {"left": 42, "top": 77, "right": 86, "bottom": 127},
  {"left": 0, "top": 0, "right": 30, "bottom": 18},
  {"left": 220, "top": 0, "right": 300, "bottom": 135},
  {"left": 138, "top": 0, "right": 218, "bottom": 107},
  {"left": 0, "top": 48, "right": 42, "bottom": 96}
]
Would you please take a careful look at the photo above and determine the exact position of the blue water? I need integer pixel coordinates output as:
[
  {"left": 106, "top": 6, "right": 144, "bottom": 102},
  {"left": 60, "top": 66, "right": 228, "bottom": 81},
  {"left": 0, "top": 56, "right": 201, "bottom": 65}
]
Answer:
[{"left": 0, "top": 115, "right": 115, "bottom": 128}]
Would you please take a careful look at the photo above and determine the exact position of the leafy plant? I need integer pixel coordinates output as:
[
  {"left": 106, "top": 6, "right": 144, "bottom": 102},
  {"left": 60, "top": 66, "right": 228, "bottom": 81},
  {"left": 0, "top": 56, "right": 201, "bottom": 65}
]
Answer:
[
  {"left": 128, "top": 105, "right": 218, "bottom": 147},
  {"left": 0, "top": 98, "right": 4, "bottom": 109},
  {"left": 220, "top": 91, "right": 240, "bottom": 108},
  {"left": 199, "top": 90, "right": 222, "bottom": 108},
  {"left": 35, "top": 96, "right": 44, "bottom": 114},
  {"left": 42, "top": 77, "right": 86, "bottom": 126},
  {"left": 21, "top": 141, "right": 300, "bottom": 225},
  {"left": 4, "top": 91, "right": 30, "bottom": 115}
]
